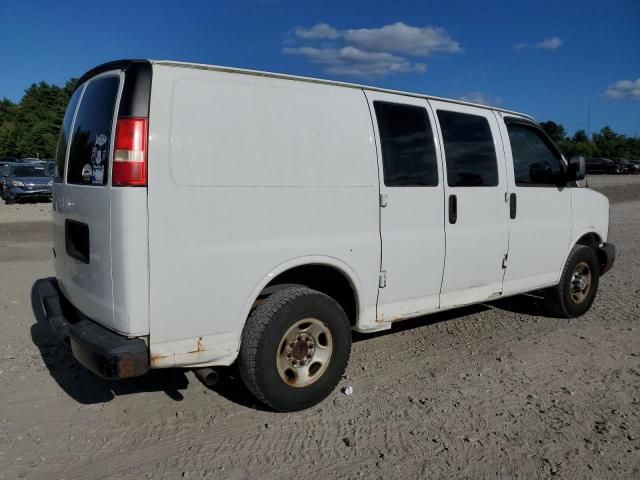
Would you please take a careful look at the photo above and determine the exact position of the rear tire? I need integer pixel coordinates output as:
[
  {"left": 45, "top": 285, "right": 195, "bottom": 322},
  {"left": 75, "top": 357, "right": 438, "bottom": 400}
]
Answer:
[
  {"left": 238, "top": 287, "right": 351, "bottom": 412},
  {"left": 545, "top": 245, "right": 600, "bottom": 318}
]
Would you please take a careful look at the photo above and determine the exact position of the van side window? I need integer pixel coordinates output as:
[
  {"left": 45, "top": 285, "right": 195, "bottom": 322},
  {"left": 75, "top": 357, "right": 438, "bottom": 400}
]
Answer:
[
  {"left": 374, "top": 101, "right": 438, "bottom": 187},
  {"left": 507, "top": 123, "right": 564, "bottom": 186},
  {"left": 67, "top": 76, "right": 120, "bottom": 186},
  {"left": 437, "top": 110, "right": 498, "bottom": 187}
]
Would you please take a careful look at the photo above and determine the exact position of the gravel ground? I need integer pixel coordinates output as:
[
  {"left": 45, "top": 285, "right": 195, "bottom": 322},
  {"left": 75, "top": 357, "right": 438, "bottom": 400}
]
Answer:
[
  {"left": 583, "top": 173, "right": 640, "bottom": 189},
  {"left": 0, "top": 179, "right": 638, "bottom": 479},
  {"left": 581, "top": 174, "right": 640, "bottom": 204},
  {"left": 0, "top": 200, "right": 52, "bottom": 224}
]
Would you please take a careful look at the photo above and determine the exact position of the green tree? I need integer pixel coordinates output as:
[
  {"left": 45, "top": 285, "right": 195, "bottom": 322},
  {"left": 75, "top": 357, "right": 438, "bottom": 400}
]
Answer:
[
  {"left": 592, "top": 126, "right": 628, "bottom": 158},
  {"left": 0, "top": 98, "right": 19, "bottom": 156},
  {"left": 0, "top": 78, "right": 76, "bottom": 158},
  {"left": 560, "top": 129, "right": 594, "bottom": 158},
  {"left": 540, "top": 120, "right": 567, "bottom": 144},
  {"left": 572, "top": 130, "right": 588, "bottom": 143}
]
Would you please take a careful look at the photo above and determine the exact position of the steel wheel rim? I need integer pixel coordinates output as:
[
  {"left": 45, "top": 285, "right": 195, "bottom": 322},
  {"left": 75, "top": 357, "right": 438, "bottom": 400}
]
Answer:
[
  {"left": 570, "top": 261, "right": 592, "bottom": 304},
  {"left": 276, "top": 318, "right": 333, "bottom": 388}
]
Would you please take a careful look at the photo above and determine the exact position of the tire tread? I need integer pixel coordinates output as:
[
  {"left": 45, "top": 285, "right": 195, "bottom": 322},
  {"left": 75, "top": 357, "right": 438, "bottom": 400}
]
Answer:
[
  {"left": 545, "top": 245, "right": 598, "bottom": 318},
  {"left": 238, "top": 287, "right": 347, "bottom": 411}
]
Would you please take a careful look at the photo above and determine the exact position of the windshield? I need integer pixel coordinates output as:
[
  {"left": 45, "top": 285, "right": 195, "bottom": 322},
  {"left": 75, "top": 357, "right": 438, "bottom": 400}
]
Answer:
[{"left": 12, "top": 165, "right": 48, "bottom": 177}]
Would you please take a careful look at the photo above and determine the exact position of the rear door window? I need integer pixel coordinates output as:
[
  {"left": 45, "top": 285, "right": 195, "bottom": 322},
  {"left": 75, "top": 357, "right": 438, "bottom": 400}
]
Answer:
[
  {"left": 54, "top": 88, "right": 82, "bottom": 182},
  {"left": 67, "top": 75, "right": 120, "bottom": 185},
  {"left": 437, "top": 110, "right": 498, "bottom": 187}
]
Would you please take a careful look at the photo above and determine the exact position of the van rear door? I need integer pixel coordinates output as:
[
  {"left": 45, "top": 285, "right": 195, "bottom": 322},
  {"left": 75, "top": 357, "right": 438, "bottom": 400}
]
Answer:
[
  {"left": 54, "top": 72, "right": 122, "bottom": 332},
  {"left": 54, "top": 59, "right": 153, "bottom": 337}
]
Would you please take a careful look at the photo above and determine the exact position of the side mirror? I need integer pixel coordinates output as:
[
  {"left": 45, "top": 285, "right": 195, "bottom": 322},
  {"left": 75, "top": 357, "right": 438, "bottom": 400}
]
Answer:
[{"left": 567, "top": 156, "right": 586, "bottom": 182}]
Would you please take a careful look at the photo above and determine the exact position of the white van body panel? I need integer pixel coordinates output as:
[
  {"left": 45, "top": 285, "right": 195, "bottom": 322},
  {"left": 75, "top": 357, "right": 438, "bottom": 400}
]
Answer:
[
  {"left": 364, "top": 90, "right": 446, "bottom": 323},
  {"left": 58, "top": 183, "right": 115, "bottom": 327},
  {"left": 146, "top": 65, "right": 381, "bottom": 366},
  {"left": 568, "top": 188, "right": 609, "bottom": 250},
  {"left": 110, "top": 187, "right": 150, "bottom": 336}
]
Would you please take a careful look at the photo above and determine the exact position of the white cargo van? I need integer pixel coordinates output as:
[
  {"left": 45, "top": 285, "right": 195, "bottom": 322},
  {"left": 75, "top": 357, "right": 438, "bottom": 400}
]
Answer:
[{"left": 39, "top": 60, "right": 615, "bottom": 411}]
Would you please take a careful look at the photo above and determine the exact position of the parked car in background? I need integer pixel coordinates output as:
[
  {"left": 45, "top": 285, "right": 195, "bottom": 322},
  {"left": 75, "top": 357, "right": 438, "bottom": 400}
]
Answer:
[
  {"left": 612, "top": 158, "right": 639, "bottom": 174},
  {"left": 0, "top": 157, "right": 19, "bottom": 163},
  {"left": 30, "top": 159, "right": 57, "bottom": 176},
  {"left": 0, "top": 162, "right": 12, "bottom": 196},
  {"left": 586, "top": 158, "right": 621, "bottom": 174},
  {"left": 2, "top": 163, "right": 53, "bottom": 204}
]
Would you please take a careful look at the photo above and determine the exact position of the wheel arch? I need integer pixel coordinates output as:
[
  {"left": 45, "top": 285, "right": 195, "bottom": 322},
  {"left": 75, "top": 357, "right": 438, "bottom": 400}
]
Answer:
[
  {"left": 240, "top": 256, "right": 363, "bottom": 331},
  {"left": 560, "top": 230, "right": 603, "bottom": 274}
]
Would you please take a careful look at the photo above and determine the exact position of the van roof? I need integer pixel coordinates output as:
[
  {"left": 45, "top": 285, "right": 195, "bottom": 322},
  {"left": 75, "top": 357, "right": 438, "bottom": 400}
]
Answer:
[
  {"left": 153, "top": 60, "right": 535, "bottom": 121},
  {"left": 77, "top": 59, "right": 535, "bottom": 121}
]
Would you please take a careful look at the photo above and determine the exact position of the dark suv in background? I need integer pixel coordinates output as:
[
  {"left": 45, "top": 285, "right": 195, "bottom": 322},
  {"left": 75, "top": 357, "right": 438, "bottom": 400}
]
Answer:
[
  {"left": 1, "top": 163, "right": 53, "bottom": 204},
  {"left": 612, "top": 158, "right": 639, "bottom": 174},
  {"left": 586, "top": 158, "right": 622, "bottom": 175}
]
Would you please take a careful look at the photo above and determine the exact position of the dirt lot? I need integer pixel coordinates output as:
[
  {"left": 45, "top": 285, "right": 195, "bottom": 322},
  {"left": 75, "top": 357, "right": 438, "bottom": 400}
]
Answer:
[{"left": 1, "top": 177, "right": 639, "bottom": 479}]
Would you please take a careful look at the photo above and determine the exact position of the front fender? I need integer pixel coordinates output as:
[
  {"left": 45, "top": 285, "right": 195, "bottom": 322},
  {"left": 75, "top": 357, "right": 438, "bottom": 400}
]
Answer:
[{"left": 559, "top": 187, "right": 610, "bottom": 274}]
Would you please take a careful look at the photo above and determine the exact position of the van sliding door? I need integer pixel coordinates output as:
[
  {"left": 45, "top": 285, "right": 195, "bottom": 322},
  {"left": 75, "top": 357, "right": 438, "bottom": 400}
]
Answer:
[
  {"left": 365, "top": 90, "right": 446, "bottom": 321},
  {"left": 430, "top": 100, "right": 510, "bottom": 308}
]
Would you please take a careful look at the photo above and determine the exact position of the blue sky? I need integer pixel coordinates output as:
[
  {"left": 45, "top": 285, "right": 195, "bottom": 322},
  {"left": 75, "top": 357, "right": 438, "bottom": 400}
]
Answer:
[{"left": 1, "top": 0, "right": 638, "bottom": 136}]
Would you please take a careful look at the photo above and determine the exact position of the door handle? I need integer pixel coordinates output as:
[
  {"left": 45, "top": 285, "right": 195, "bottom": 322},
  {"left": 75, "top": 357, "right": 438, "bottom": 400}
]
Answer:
[
  {"left": 509, "top": 193, "right": 517, "bottom": 219},
  {"left": 448, "top": 194, "right": 457, "bottom": 224}
]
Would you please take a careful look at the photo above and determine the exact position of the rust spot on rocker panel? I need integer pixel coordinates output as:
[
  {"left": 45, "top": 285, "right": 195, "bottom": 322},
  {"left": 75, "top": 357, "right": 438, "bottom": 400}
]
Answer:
[{"left": 150, "top": 338, "right": 207, "bottom": 368}]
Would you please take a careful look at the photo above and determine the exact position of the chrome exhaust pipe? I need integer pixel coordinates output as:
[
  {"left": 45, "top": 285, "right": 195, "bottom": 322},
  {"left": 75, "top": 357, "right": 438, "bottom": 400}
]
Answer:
[{"left": 194, "top": 367, "right": 219, "bottom": 386}]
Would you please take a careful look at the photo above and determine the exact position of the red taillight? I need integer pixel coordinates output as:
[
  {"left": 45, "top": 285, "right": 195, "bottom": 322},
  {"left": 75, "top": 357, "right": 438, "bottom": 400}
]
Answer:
[{"left": 113, "top": 117, "right": 148, "bottom": 186}]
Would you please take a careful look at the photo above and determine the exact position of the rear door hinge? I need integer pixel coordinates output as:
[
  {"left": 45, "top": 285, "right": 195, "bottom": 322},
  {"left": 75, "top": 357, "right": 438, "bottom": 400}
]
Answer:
[
  {"left": 379, "top": 193, "right": 388, "bottom": 207},
  {"left": 502, "top": 254, "right": 508, "bottom": 269},
  {"left": 379, "top": 271, "right": 387, "bottom": 288}
]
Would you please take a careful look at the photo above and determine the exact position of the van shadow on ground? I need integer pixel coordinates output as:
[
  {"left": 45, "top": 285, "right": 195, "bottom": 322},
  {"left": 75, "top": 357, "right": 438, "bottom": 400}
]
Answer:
[
  {"left": 30, "top": 278, "right": 190, "bottom": 405},
  {"left": 30, "top": 278, "right": 557, "bottom": 408}
]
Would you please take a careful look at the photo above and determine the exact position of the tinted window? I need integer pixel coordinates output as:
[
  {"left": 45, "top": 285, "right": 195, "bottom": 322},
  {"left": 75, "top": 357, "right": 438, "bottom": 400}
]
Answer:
[
  {"left": 12, "top": 165, "right": 47, "bottom": 177},
  {"left": 437, "top": 110, "right": 498, "bottom": 187},
  {"left": 67, "top": 76, "right": 120, "bottom": 185},
  {"left": 54, "top": 88, "right": 82, "bottom": 182},
  {"left": 507, "top": 124, "right": 564, "bottom": 186},
  {"left": 374, "top": 101, "right": 438, "bottom": 187}
]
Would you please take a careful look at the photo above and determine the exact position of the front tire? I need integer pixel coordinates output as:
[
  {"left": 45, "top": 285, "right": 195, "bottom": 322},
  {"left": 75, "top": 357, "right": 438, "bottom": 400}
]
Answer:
[
  {"left": 238, "top": 287, "right": 351, "bottom": 412},
  {"left": 545, "top": 245, "right": 600, "bottom": 318}
]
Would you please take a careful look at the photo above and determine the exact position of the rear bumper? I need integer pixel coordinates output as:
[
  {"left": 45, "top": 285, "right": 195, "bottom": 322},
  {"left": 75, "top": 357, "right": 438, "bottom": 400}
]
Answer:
[
  {"left": 38, "top": 278, "right": 149, "bottom": 379},
  {"left": 598, "top": 242, "right": 615, "bottom": 275}
]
